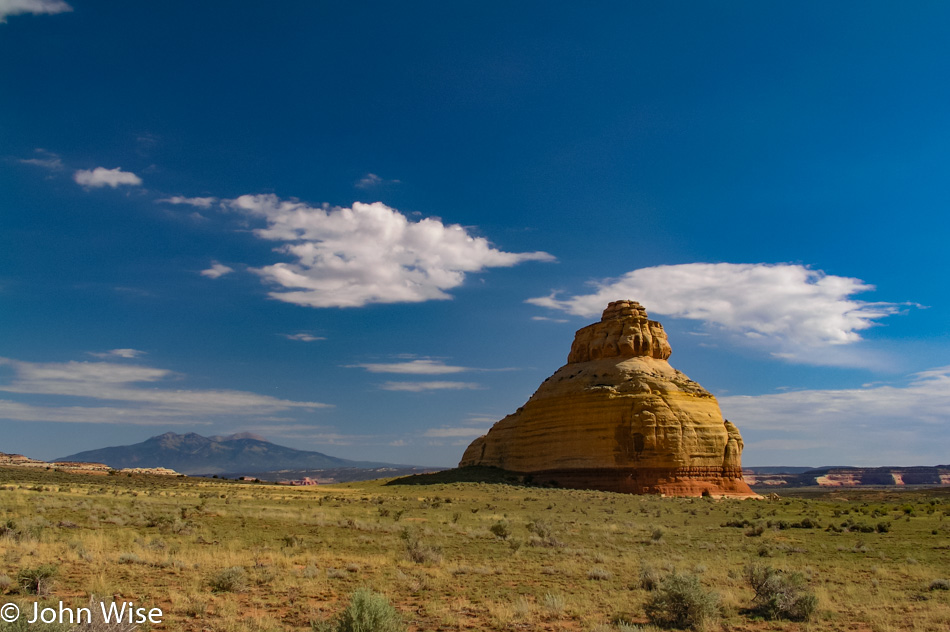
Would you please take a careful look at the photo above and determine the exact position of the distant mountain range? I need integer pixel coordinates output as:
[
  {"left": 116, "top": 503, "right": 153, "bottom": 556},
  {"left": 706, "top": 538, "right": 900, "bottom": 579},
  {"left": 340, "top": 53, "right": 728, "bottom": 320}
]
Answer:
[{"left": 55, "top": 432, "right": 425, "bottom": 477}]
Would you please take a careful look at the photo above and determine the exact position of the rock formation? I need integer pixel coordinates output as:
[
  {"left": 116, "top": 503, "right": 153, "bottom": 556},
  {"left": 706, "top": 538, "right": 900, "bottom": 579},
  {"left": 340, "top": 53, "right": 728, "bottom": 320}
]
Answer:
[{"left": 460, "top": 300, "right": 757, "bottom": 497}]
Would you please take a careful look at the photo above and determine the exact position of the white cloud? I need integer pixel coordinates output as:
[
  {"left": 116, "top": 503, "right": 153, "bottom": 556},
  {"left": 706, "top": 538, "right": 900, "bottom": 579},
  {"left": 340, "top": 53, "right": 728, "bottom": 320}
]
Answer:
[
  {"left": 720, "top": 367, "right": 950, "bottom": 466},
  {"left": 0, "top": 357, "right": 330, "bottom": 425},
  {"left": 283, "top": 333, "right": 325, "bottom": 342},
  {"left": 0, "top": 400, "right": 213, "bottom": 425},
  {"left": 423, "top": 426, "right": 491, "bottom": 438},
  {"left": 88, "top": 348, "right": 146, "bottom": 359},
  {"left": 379, "top": 381, "right": 482, "bottom": 392},
  {"left": 228, "top": 194, "right": 554, "bottom": 308},
  {"left": 528, "top": 263, "right": 906, "bottom": 361},
  {"left": 0, "top": 0, "right": 71, "bottom": 22},
  {"left": 231, "top": 423, "right": 363, "bottom": 445},
  {"left": 157, "top": 196, "right": 218, "bottom": 208},
  {"left": 349, "top": 359, "right": 469, "bottom": 374},
  {"left": 19, "top": 149, "right": 63, "bottom": 170},
  {"left": 201, "top": 262, "right": 234, "bottom": 279},
  {"left": 531, "top": 316, "right": 568, "bottom": 323},
  {"left": 73, "top": 167, "right": 142, "bottom": 189},
  {"left": 355, "top": 173, "right": 400, "bottom": 189}
]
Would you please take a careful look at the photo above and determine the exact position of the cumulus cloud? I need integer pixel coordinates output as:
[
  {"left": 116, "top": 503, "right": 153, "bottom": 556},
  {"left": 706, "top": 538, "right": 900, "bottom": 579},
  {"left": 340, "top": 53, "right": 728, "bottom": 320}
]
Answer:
[
  {"left": 0, "top": 356, "right": 329, "bottom": 425},
  {"left": 228, "top": 194, "right": 554, "bottom": 308},
  {"left": 720, "top": 367, "right": 950, "bottom": 466},
  {"left": 157, "top": 196, "right": 218, "bottom": 208},
  {"left": 528, "top": 263, "right": 906, "bottom": 360},
  {"left": 0, "top": 0, "right": 71, "bottom": 22},
  {"left": 73, "top": 167, "right": 142, "bottom": 189},
  {"left": 88, "top": 348, "right": 146, "bottom": 359},
  {"left": 379, "top": 381, "right": 482, "bottom": 392},
  {"left": 283, "top": 333, "right": 325, "bottom": 342},
  {"left": 349, "top": 359, "right": 469, "bottom": 375},
  {"left": 201, "top": 262, "right": 234, "bottom": 279},
  {"left": 19, "top": 149, "right": 63, "bottom": 170}
]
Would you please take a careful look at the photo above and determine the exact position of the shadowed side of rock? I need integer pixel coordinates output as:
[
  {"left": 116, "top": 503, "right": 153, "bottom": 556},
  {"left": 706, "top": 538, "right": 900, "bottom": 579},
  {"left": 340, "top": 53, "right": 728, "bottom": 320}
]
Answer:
[{"left": 460, "top": 300, "right": 758, "bottom": 498}]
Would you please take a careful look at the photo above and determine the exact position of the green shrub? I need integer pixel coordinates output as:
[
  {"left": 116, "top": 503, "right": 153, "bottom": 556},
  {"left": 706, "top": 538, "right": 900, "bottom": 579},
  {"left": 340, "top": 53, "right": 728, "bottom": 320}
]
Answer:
[
  {"left": 745, "top": 564, "right": 817, "bottom": 621},
  {"left": 929, "top": 578, "right": 950, "bottom": 591},
  {"left": 209, "top": 566, "right": 247, "bottom": 592},
  {"left": 639, "top": 565, "right": 661, "bottom": 591},
  {"left": 587, "top": 567, "right": 611, "bottom": 581},
  {"left": 644, "top": 572, "right": 720, "bottom": 630},
  {"left": 399, "top": 528, "right": 442, "bottom": 565},
  {"left": 490, "top": 520, "right": 511, "bottom": 540},
  {"left": 17, "top": 564, "right": 57, "bottom": 595},
  {"left": 334, "top": 589, "right": 405, "bottom": 632}
]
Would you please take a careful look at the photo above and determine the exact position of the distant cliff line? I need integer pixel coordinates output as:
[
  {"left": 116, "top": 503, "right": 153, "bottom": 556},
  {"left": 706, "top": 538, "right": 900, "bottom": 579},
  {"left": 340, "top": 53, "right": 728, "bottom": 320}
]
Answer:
[{"left": 744, "top": 465, "right": 950, "bottom": 488}]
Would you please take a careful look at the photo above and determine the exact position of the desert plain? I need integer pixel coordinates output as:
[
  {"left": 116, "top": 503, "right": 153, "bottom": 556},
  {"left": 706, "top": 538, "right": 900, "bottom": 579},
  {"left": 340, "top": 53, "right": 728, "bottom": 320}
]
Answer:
[{"left": 1, "top": 466, "right": 948, "bottom": 632}]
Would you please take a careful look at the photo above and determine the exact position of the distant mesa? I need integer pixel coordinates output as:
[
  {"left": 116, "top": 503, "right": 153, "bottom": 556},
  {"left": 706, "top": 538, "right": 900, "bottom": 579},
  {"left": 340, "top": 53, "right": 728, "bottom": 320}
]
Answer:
[
  {"left": 0, "top": 452, "right": 178, "bottom": 476},
  {"left": 461, "top": 300, "right": 758, "bottom": 497},
  {"left": 54, "top": 432, "right": 380, "bottom": 475},
  {"left": 54, "top": 432, "right": 438, "bottom": 482}
]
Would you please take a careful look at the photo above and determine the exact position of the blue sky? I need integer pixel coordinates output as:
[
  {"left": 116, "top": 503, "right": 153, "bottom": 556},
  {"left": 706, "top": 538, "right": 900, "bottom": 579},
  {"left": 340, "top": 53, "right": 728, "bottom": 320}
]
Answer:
[{"left": 2, "top": 1, "right": 948, "bottom": 467}]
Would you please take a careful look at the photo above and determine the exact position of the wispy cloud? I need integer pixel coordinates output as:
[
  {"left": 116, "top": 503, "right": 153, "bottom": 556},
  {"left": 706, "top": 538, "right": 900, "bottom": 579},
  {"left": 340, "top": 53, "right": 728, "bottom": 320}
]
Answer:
[
  {"left": 422, "top": 426, "right": 491, "bottom": 437},
  {"left": 0, "top": 356, "right": 330, "bottom": 425},
  {"left": 720, "top": 367, "right": 950, "bottom": 466},
  {"left": 379, "top": 381, "right": 482, "bottom": 392},
  {"left": 349, "top": 359, "right": 469, "bottom": 375},
  {"left": 528, "top": 263, "right": 908, "bottom": 364},
  {"left": 355, "top": 173, "right": 400, "bottom": 189},
  {"left": 200, "top": 262, "right": 234, "bottom": 279},
  {"left": 531, "top": 315, "right": 568, "bottom": 323},
  {"left": 231, "top": 423, "right": 364, "bottom": 445},
  {"left": 227, "top": 194, "right": 554, "bottom": 308},
  {"left": 19, "top": 149, "right": 63, "bottom": 170},
  {"left": 0, "top": 0, "right": 72, "bottom": 23},
  {"left": 157, "top": 196, "right": 218, "bottom": 208},
  {"left": 88, "top": 349, "right": 146, "bottom": 359},
  {"left": 283, "top": 333, "right": 325, "bottom": 342},
  {"left": 74, "top": 167, "right": 142, "bottom": 189}
]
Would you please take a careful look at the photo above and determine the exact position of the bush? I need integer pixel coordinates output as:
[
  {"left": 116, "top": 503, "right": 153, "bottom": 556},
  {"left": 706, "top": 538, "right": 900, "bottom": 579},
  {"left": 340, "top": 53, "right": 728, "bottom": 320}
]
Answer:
[
  {"left": 209, "top": 566, "right": 247, "bottom": 592},
  {"left": 644, "top": 572, "right": 720, "bottom": 630},
  {"left": 540, "top": 592, "right": 565, "bottom": 615},
  {"left": 399, "top": 528, "right": 442, "bottom": 565},
  {"left": 490, "top": 521, "right": 511, "bottom": 540},
  {"left": 929, "top": 578, "right": 950, "bottom": 591},
  {"left": 587, "top": 567, "right": 611, "bottom": 581},
  {"left": 526, "top": 518, "right": 553, "bottom": 539},
  {"left": 745, "top": 523, "right": 765, "bottom": 537},
  {"left": 17, "top": 564, "right": 57, "bottom": 595},
  {"left": 335, "top": 589, "right": 405, "bottom": 632},
  {"left": 639, "top": 565, "right": 661, "bottom": 591},
  {"left": 745, "top": 564, "right": 817, "bottom": 621}
]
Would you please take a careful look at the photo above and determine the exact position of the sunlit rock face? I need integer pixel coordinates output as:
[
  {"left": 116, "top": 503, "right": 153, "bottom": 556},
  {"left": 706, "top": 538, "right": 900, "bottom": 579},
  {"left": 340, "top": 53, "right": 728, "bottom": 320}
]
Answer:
[{"left": 460, "top": 300, "right": 757, "bottom": 497}]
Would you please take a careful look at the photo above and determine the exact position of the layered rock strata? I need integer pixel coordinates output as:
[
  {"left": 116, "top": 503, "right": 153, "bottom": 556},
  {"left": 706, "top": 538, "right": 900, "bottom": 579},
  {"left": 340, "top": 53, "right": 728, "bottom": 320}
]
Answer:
[{"left": 460, "top": 300, "right": 757, "bottom": 497}]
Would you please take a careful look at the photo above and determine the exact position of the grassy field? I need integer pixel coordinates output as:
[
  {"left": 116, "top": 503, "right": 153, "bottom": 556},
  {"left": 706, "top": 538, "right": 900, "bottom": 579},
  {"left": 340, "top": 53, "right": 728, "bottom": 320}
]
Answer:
[{"left": 0, "top": 466, "right": 948, "bottom": 631}]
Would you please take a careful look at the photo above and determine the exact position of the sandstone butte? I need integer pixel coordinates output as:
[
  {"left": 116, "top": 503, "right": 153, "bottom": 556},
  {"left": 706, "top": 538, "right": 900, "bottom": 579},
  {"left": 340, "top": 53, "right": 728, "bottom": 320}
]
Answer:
[{"left": 460, "top": 300, "right": 758, "bottom": 498}]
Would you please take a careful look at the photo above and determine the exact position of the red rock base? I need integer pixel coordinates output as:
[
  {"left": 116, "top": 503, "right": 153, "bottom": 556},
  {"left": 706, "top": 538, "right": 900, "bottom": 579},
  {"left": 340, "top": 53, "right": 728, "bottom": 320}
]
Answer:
[{"left": 521, "top": 467, "right": 760, "bottom": 498}]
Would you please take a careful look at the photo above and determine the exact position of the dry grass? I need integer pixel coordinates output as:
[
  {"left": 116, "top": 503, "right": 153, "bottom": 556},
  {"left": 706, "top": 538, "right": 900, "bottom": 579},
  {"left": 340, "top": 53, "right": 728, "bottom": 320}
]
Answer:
[{"left": 0, "top": 466, "right": 949, "bottom": 631}]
